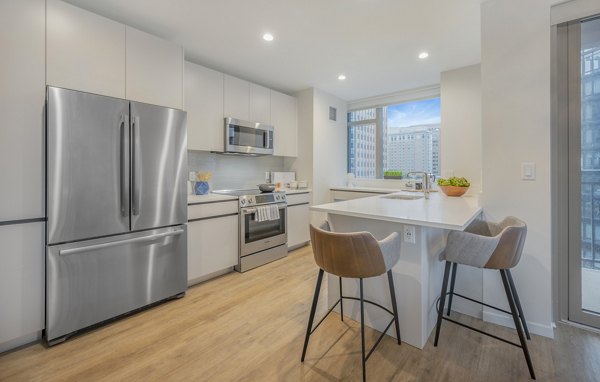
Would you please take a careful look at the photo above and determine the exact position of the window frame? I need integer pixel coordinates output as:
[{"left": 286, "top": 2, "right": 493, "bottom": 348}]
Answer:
[{"left": 347, "top": 90, "right": 441, "bottom": 180}]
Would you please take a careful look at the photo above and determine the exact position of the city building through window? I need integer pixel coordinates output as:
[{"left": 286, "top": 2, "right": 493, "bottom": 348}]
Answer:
[{"left": 347, "top": 97, "right": 441, "bottom": 179}]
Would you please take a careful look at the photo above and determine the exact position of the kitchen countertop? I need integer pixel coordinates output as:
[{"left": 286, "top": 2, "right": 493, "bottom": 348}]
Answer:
[
  {"left": 284, "top": 188, "right": 311, "bottom": 194},
  {"left": 311, "top": 191, "right": 481, "bottom": 230},
  {"left": 330, "top": 186, "right": 400, "bottom": 194},
  {"left": 188, "top": 189, "right": 311, "bottom": 205},
  {"left": 187, "top": 193, "right": 238, "bottom": 205}
]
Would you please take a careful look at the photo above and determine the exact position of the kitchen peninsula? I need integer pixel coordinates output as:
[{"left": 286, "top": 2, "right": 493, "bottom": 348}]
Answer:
[{"left": 310, "top": 191, "right": 482, "bottom": 348}]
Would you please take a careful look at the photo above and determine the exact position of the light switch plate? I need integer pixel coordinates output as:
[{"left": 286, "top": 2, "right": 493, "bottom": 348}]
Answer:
[
  {"left": 521, "top": 162, "right": 536, "bottom": 180},
  {"left": 404, "top": 225, "right": 416, "bottom": 244}
]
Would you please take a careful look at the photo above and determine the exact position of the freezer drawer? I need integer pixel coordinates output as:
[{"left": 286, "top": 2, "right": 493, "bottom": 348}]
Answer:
[{"left": 46, "top": 225, "right": 187, "bottom": 344}]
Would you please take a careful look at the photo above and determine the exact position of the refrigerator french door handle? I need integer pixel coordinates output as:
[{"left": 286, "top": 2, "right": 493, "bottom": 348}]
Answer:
[
  {"left": 58, "top": 229, "right": 185, "bottom": 256},
  {"left": 131, "top": 116, "right": 141, "bottom": 216},
  {"left": 119, "top": 115, "right": 129, "bottom": 217}
]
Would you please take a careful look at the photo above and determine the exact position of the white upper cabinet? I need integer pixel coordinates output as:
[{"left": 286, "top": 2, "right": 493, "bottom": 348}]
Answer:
[
  {"left": 224, "top": 75, "right": 250, "bottom": 121},
  {"left": 46, "top": 0, "right": 126, "bottom": 98},
  {"left": 271, "top": 90, "right": 298, "bottom": 157},
  {"left": 126, "top": 26, "right": 183, "bottom": 109},
  {"left": 0, "top": 0, "right": 45, "bottom": 221},
  {"left": 249, "top": 84, "right": 271, "bottom": 124},
  {"left": 185, "top": 62, "right": 224, "bottom": 152}
]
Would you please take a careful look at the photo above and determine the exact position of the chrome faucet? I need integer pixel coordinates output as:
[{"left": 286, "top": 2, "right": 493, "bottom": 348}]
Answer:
[{"left": 408, "top": 171, "right": 433, "bottom": 199}]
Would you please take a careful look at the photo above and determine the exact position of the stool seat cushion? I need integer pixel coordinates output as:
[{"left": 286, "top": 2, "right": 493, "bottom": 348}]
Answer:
[
  {"left": 439, "top": 216, "right": 527, "bottom": 269},
  {"left": 310, "top": 222, "right": 401, "bottom": 278}
]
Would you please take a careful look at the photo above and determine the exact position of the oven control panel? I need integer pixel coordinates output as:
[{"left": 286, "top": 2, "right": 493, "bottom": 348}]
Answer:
[{"left": 239, "top": 192, "right": 286, "bottom": 207}]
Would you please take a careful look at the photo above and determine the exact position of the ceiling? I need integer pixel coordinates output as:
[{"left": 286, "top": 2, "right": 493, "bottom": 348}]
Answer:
[{"left": 66, "top": 0, "right": 486, "bottom": 101}]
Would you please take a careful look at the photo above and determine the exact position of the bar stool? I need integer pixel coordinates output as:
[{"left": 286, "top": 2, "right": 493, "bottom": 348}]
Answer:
[
  {"left": 433, "top": 216, "right": 535, "bottom": 380},
  {"left": 300, "top": 221, "right": 402, "bottom": 382}
]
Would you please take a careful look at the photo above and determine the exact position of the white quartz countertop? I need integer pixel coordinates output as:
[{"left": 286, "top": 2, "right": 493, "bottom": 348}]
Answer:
[
  {"left": 285, "top": 188, "right": 311, "bottom": 194},
  {"left": 188, "top": 189, "right": 311, "bottom": 205},
  {"left": 311, "top": 191, "right": 482, "bottom": 230},
  {"left": 187, "top": 193, "right": 238, "bottom": 205},
  {"left": 330, "top": 186, "right": 400, "bottom": 194}
]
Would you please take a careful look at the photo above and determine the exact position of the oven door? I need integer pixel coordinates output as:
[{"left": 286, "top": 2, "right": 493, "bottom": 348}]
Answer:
[
  {"left": 225, "top": 117, "right": 273, "bottom": 155},
  {"left": 240, "top": 203, "right": 287, "bottom": 256}
]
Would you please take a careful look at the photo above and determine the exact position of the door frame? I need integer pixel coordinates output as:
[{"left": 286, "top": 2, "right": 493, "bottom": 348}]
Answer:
[{"left": 554, "top": 17, "right": 600, "bottom": 329}]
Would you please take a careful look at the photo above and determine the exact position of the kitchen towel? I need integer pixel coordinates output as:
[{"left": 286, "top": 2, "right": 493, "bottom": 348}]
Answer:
[{"left": 255, "top": 205, "right": 280, "bottom": 222}]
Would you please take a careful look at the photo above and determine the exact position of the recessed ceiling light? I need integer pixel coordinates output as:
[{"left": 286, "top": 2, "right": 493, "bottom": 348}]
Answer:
[
  {"left": 418, "top": 52, "right": 429, "bottom": 59},
  {"left": 262, "top": 33, "right": 274, "bottom": 42},
  {"left": 338, "top": 74, "right": 347, "bottom": 80}
]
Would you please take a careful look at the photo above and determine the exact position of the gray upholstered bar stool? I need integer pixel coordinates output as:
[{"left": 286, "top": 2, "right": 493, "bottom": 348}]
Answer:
[
  {"left": 433, "top": 216, "right": 535, "bottom": 380},
  {"left": 301, "top": 222, "right": 402, "bottom": 382}
]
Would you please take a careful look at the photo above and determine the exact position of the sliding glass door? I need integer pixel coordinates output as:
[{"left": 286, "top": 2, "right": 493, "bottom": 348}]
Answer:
[{"left": 558, "top": 16, "right": 600, "bottom": 329}]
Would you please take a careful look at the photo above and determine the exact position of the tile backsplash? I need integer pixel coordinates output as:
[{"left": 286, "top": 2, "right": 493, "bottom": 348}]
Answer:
[{"left": 187, "top": 150, "right": 287, "bottom": 191}]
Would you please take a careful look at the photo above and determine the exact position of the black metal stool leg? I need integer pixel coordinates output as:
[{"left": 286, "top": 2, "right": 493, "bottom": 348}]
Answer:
[
  {"left": 387, "top": 270, "right": 401, "bottom": 345},
  {"left": 500, "top": 270, "right": 536, "bottom": 380},
  {"left": 301, "top": 269, "right": 324, "bottom": 362},
  {"left": 434, "top": 261, "right": 452, "bottom": 346},
  {"left": 339, "top": 276, "right": 344, "bottom": 322},
  {"left": 359, "top": 278, "right": 366, "bottom": 382},
  {"left": 446, "top": 263, "right": 458, "bottom": 316},
  {"left": 506, "top": 270, "right": 531, "bottom": 340}
]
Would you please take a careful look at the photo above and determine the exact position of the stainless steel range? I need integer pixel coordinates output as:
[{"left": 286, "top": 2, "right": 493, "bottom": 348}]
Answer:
[{"left": 213, "top": 189, "right": 287, "bottom": 272}]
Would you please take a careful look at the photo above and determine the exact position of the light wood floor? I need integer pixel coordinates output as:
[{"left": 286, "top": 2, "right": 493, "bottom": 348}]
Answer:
[{"left": 1, "top": 246, "right": 600, "bottom": 381}]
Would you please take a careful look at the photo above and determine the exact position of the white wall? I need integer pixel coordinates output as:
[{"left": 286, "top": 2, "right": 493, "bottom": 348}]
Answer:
[
  {"left": 312, "top": 88, "right": 348, "bottom": 210},
  {"left": 441, "top": 64, "right": 482, "bottom": 192},
  {"left": 551, "top": 0, "right": 600, "bottom": 25},
  {"left": 440, "top": 64, "right": 484, "bottom": 318},
  {"left": 286, "top": 88, "right": 347, "bottom": 225},
  {"left": 481, "top": 0, "right": 554, "bottom": 337}
]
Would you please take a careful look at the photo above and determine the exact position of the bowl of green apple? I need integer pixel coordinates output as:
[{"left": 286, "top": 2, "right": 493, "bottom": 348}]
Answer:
[{"left": 437, "top": 177, "right": 470, "bottom": 197}]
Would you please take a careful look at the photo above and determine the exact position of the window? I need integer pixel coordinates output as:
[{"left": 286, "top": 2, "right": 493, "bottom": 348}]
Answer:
[{"left": 347, "top": 97, "right": 441, "bottom": 178}]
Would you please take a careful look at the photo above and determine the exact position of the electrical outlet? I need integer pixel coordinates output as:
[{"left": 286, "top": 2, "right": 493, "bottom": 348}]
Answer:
[{"left": 404, "top": 225, "right": 416, "bottom": 244}]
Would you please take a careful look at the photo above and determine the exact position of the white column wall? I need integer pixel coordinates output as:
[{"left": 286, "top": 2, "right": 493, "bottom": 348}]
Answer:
[{"left": 481, "top": 0, "right": 554, "bottom": 337}]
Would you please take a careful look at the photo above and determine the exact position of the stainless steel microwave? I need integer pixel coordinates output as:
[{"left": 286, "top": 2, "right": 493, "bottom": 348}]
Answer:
[{"left": 224, "top": 117, "right": 274, "bottom": 155}]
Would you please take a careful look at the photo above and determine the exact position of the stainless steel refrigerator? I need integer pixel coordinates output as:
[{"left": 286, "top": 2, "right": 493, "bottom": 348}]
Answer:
[{"left": 45, "top": 86, "right": 188, "bottom": 345}]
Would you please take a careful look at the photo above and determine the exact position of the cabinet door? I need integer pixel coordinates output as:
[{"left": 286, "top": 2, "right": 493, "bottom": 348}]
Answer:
[
  {"left": 271, "top": 90, "right": 298, "bottom": 157},
  {"left": 0, "top": 0, "right": 45, "bottom": 221},
  {"left": 126, "top": 26, "right": 183, "bottom": 109},
  {"left": 224, "top": 75, "right": 249, "bottom": 121},
  {"left": 0, "top": 222, "right": 44, "bottom": 347},
  {"left": 46, "top": 0, "right": 125, "bottom": 98},
  {"left": 188, "top": 215, "right": 238, "bottom": 283},
  {"left": 249, "top": 84, "right": 271, "bottom": 124},
  {"left": 287, "top": 204, "right": 310, "bottom": 249},
  {"left": 185, "top": 62, "right": 224, "bottom": 151}
]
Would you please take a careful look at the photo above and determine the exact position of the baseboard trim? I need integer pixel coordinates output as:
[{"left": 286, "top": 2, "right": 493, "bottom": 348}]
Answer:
[{"left": 483, "top": 310, "right": 555, "bottom": 338}]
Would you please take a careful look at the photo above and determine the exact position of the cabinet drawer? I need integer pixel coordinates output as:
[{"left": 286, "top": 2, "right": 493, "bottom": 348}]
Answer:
[
  {"left": 188, "top": 201, "right": 238, "bottom": 220},
  {"left": 287, "top": 192, "right": 311, "bottom": 206}
]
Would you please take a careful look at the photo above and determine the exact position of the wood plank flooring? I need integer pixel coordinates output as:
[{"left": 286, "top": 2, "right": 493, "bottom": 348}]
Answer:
[{"left": 1, "top": 246, "right": 600, "bottom": 381}]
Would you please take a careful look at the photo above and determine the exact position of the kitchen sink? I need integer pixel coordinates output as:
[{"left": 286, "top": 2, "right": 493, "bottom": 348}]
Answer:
[{"left": 382, "top": 194, "right": 424, "bottom": 201}]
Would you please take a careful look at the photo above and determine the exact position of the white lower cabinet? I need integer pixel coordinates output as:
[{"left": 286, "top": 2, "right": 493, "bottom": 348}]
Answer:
[
  {"left": 0, "top": 222, "right": 44, "bottom": 351},
  {"left": 188, "top": 213, "right": 238, "bottom": 284},
  {"left": 287, "top": 192, "right": 311, "bottom": 249}
]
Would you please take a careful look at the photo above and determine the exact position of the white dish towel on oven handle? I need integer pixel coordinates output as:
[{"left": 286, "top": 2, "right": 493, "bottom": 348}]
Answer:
[{"left": 254, "top": 205, "right": 280, "bottom": 222}]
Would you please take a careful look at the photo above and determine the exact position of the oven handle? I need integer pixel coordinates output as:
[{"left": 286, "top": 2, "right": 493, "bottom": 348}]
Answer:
[{"left": 241, "top": 203, "right": 287, "bottom": 215}]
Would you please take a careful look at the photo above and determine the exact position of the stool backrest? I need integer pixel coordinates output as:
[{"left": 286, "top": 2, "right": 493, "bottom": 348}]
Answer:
[
  {"left": 309, "top": 222, "right": 387, "bottom": 278},
  {"left": 483, "top": 217, "right": 527, "bottom": 269}
]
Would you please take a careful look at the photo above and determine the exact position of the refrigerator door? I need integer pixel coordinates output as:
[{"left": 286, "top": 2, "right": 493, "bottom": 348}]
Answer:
[
  {"left": 46, "top": 225, "right": 187, "bottom": 344},
  {"left": 130, "top": 102, "right": 187, "bottom": 231},
  {"left": 47, "top": 87, "right": 130, "bottom": 244}
]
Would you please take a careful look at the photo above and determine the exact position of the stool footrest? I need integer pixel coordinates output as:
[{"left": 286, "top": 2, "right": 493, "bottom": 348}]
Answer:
[
  {"left": 448, "top": 292, "right": 512, "bottom": 316},
  {"left": 441, "top": 316, "right": 522, "bottom": 348},
  {"left": 309, "top": 296, "right": 395, "bottom": 335}
]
